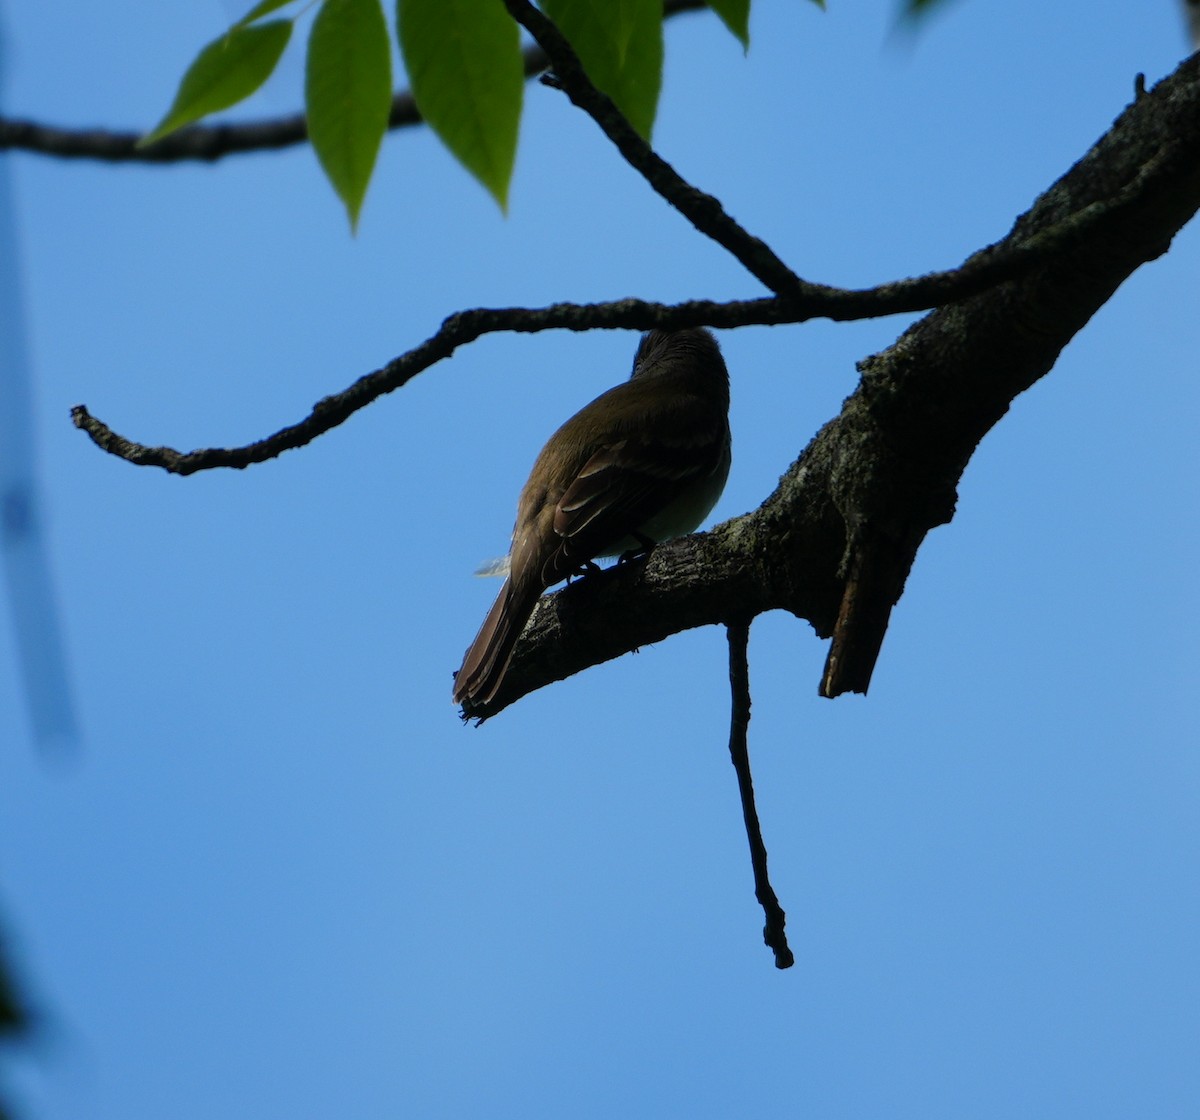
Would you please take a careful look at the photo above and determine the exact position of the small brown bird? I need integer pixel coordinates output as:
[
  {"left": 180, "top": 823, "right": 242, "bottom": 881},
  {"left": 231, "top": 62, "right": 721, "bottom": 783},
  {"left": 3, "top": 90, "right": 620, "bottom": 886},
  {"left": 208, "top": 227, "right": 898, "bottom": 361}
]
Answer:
[{"left": 453, "top": 328, "right": 732, "bottom": 707}]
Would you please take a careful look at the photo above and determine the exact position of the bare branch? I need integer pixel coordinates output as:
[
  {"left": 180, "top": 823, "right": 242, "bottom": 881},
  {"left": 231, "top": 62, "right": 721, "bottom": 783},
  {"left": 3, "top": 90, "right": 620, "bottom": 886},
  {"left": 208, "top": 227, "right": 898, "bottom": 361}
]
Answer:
[
  {"left": 726, "top": 619, "right": 794, "bottom": 970},
  {"left": 71, "top": 139, "right": 1179, "bottom": 479},
  {"left": 503, "top": 0, "right": 804, "bottom": 295},
  {"left": 71, "top": 297, "right": 772, "bottom": 474}
]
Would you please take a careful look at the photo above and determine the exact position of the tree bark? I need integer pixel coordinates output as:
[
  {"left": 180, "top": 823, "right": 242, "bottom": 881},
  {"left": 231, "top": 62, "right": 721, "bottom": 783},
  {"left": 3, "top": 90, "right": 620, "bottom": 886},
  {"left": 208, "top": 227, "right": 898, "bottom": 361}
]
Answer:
[{"left": 460, "top": 55, "right": 1200, "bottom": 720}]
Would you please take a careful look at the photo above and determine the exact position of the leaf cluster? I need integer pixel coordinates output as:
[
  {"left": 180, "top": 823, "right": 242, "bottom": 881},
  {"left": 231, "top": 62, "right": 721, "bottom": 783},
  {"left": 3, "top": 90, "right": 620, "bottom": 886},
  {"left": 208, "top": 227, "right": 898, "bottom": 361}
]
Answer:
[{"left": 139, "top": 0, "right": 826, "bottom": 227}]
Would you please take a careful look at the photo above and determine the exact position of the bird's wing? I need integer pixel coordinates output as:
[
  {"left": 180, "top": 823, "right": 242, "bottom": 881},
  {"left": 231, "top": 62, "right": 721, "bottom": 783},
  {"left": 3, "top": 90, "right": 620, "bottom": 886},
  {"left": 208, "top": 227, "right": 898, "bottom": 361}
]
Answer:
[{"left": 553, "top": 405, "right": 727, "bottom": 553}]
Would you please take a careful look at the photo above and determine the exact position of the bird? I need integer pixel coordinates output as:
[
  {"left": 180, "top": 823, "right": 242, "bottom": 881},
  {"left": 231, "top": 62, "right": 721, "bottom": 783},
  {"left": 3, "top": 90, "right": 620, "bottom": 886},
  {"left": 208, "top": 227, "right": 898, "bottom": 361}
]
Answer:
[{"left": 452, "top": 327, "right": 732, "bottom": 708}]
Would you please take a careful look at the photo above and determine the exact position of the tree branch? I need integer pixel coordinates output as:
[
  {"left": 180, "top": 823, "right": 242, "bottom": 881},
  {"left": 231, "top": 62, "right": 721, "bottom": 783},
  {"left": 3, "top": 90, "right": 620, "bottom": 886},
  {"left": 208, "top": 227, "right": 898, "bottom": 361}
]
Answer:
[
  {"left": 456, "top": 52, "right": 1200, "bottom": 716},
  {"left": 70, "top": 159, "right": 1156, "bottom": 476},
  {"left": 0, "top": 1, "right": 707, "bottom": 164},
  {"left": 62, "top": 7, "right": 1184, "bottom": 477},
  {"left": 503, "top": 0, "right": 804, "bottom": 295},
  {"left": 60, "top": 29, "right": 1200, "bottom": 711},
  {"left": 726, "top": 619, "right": 794, "bottom": 970}
]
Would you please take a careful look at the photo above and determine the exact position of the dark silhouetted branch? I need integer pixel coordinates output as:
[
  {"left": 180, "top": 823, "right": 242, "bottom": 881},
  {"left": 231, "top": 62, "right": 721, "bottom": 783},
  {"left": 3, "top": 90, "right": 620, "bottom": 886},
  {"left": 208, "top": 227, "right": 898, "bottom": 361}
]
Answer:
[
  {"left": 0, "top": 1, "right": 707, "bottom": 164},
  {"left": 71, "top": 163, "right": 1154, "bottom": 478},
  {"left": 503, "top": 0, "right": 804, "bottom": 296},
  {"left": 726, "top": 619, "right": 794, "bottom": 970}
]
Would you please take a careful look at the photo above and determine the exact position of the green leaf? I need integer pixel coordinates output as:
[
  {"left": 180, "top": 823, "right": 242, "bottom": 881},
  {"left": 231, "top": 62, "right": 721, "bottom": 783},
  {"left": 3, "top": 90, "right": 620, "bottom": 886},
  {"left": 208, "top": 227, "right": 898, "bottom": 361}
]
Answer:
[
  {"left": 541, "top": 0, "right": 662, "bottom": 140},
  {"left": 706, "top": 0, "right": 750, "bottom": 50},
  {"left": 396, "top": 0, "right": 523, "bottom": 210},
  {"left": 235, "top": 0, "right": 300, "bottom": 29},
  {"left": 306, "top": 0, "right": 393, "bottom": 231},
  {"left": 141, "top": 20, "right": 292, "bottom": 145}
]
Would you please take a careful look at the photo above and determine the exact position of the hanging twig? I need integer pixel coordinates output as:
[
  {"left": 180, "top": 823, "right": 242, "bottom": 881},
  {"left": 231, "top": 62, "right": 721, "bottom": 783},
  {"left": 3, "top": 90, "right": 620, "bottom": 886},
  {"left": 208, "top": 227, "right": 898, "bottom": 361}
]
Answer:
[{"left": 726, "top": 619, "right": 793, "bottom": 970}]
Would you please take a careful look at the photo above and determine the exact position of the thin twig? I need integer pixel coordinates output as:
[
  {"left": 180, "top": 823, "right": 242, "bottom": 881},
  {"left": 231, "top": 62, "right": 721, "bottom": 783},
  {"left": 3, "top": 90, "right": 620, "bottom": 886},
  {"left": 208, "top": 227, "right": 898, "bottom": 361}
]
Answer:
[
  {"left": 502, "top": 0, "right": 804, "bottom": 296},
  {"left": 71, "top": 296, "right": 774, "bottom": 474},
  {"left": 71, "top": 143, "right": 1156, "bottom": 477},
  {"left": 726, "top": 619, "right": 793, "bottom": 970}
]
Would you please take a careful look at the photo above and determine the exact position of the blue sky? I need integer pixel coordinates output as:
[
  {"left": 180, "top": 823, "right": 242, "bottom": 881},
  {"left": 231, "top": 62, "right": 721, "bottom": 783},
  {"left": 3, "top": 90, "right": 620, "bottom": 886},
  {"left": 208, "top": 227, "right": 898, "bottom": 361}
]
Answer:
[{"left": 1, "top": 1, "right": 1198, "bottom": 1117}]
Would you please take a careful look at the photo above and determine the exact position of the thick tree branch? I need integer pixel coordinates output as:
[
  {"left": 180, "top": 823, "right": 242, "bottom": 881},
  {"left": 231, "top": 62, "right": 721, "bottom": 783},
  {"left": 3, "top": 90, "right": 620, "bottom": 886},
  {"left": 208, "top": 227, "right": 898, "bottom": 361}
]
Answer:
[
  {"left": 0, "top": 1, "right": 707, "bottom": 164},
  {"left": 458, "top": 53, "right": 1200, "bottom": 717}
]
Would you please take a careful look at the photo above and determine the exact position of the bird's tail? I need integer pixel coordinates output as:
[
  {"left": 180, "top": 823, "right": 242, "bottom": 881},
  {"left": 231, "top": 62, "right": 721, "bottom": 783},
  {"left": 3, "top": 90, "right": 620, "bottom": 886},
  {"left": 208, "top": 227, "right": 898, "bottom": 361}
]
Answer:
[{"left": 452, "top": 575, "right": 543, "bottom": 707}]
